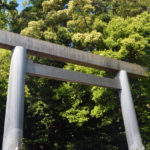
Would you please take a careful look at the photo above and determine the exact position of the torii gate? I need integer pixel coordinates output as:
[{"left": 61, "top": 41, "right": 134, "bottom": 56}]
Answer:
[{"left": 0, "top": 30, "right": 149, "bottom": 150}]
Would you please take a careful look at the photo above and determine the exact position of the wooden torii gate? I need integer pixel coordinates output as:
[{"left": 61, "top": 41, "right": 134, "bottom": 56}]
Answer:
[{"left": 0, "top": 30, "right": 149, "bottom": 150}]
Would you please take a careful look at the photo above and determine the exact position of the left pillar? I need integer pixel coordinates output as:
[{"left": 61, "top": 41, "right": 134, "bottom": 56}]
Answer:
[{"left": 2, "top": 46, "right": 26, "bottom": 150}]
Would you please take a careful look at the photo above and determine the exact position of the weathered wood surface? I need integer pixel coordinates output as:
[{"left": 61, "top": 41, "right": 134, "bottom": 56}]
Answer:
[
  {"left": 0, "top": 30, "right": 148, "bottom": 77},
  {"left": 26, "top": 60, "right": 121, "bottom": 90}
]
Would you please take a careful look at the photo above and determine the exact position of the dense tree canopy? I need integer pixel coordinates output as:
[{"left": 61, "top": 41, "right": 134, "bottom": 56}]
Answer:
[{"left": 0, "top": 0, "right": 150, "bottom": 149}]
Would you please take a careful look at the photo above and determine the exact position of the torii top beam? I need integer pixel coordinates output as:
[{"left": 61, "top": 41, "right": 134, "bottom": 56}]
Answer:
[{"left": 0, "top": 30, "right": 149, "bottom": 78}]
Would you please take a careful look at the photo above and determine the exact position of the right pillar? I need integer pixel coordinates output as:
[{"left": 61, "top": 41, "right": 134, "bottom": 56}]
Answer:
[{"left": 117, "top": 70, "right": 144, "bottom": 150}]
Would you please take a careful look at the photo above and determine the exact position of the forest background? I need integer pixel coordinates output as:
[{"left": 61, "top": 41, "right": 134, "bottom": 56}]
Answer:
[{"left": 1, "top": 0, "right": 150, "bottom": 149}]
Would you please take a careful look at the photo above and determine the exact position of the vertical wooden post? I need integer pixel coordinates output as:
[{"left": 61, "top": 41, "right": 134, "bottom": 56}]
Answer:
[
  {"left": 2, "top": 46, "right": 26, "bottom": 150},
  {"left": 117, "top": 70, "right": 144, "bottom": 150}
]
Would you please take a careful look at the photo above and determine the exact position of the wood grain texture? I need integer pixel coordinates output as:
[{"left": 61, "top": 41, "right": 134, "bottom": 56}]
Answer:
[
  {"left": 0, "top": 30, "right": 148, "bottom": 77},
  {"left": 26, "top": 61, "right": 121, "bottom": 90}
]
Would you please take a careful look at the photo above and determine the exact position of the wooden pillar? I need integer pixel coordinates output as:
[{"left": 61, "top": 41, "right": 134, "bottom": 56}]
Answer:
[
  {"left": 2, "top": 46, "right": 26, "bottom": 150},
  {"left": 117, "top": 70, "right": 144, "bottom": 150}
]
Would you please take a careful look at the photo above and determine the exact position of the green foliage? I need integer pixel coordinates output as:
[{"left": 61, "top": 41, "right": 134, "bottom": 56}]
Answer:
[
  {"left": 0, "top": 51, "right": 10, "bottom": 149},
  {"left": 0, "top": 11, "right": 7, "bottom": 29},
  {"left": 111, "top": 0, "right": 150, "bottom": 18}
]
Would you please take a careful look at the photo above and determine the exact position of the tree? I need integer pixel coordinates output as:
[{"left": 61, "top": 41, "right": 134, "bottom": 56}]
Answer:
[
  {"left": 10, "top": 0, "right": 45, "bottom": 33},
  {"left": 1, "top": 0, "right": 150, "bottom": 149}
]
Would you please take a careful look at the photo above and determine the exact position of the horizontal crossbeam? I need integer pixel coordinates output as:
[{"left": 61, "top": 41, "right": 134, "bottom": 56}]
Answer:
[
  {"left": 26, "top": 60, "right": 121, "bottom": 90},
  {"left": 0, "top": 30, "right": 148, "bottom": 77}
]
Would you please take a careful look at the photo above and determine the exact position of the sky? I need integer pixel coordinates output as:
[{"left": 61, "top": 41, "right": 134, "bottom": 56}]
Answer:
[{"left": 16, "top": 0, "right": 24, "bottom": 13}]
